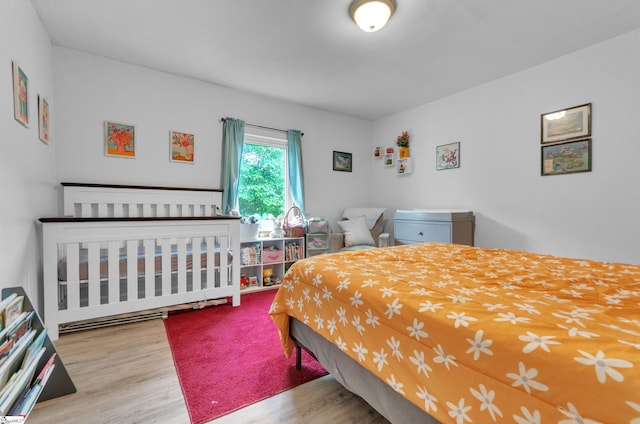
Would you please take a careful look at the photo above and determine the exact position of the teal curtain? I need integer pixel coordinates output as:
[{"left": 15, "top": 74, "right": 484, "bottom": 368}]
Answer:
[
  {"left": 221, "top": 118, "right": 245, "bottom": 214},
  {"left": 287, "top": 129, "right": 305, "bottom": 215}
]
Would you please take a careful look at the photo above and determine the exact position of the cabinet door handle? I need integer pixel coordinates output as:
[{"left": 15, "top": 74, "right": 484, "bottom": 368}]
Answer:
[{"left": 418, "top": 231, "right": 424, "bottom": 236}]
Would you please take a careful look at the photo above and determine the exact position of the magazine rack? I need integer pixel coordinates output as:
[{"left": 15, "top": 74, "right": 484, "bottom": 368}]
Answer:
[{"left": 0, "top": 287, "right": 76, "bottom": 410}]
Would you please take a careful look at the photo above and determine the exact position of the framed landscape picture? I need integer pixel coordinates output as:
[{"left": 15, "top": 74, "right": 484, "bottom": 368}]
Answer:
[
  {"left": 541, "top": 138, "right": 591, "bottom": 176},
  {"left": 12, "top": 61, "right": 29, "bottom": 127},
  {"left": 105, "top": 121, "right": 135, "bottom": 158},
  {"left": 436, "top": 142, "right": 460, "bottom": 170},
  {"left": 170, "top": 130, "right": 195, "bottom": 163},
  {"left": 333, "top": 151, "right": 352, "bottom": 172},
  {"left": 541, "top": 103, "right": 591, "bottom": 144}
]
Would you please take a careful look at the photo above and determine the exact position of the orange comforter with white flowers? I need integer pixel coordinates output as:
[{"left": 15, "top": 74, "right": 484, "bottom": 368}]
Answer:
[{"left": 270, "top": 242, "right": 640, "bottom": 424}]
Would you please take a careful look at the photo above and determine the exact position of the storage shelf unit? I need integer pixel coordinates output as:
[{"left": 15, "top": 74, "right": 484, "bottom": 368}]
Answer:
[
  {"left": 394, "top": 209, "right": 474, "bottom": 246},
  {"left": 240, "top": 237, "right": 304, "bottom": 292}
]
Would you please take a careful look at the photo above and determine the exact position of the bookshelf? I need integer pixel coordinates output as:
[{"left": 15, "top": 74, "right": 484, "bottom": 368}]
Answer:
[
  {"left": 0, "top": 287, "right": 76, "bottom": 417},
  {"left": 239, "top": 237, "right": 305, "bottom": 292}
]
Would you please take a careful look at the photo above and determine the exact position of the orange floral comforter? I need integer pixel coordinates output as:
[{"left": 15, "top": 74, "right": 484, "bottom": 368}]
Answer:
[{"left": 270, "top": 242, "right": 640, "bottom": 424}]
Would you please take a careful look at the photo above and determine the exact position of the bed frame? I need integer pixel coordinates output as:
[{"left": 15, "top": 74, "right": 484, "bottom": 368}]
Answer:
[
  {"left": 40, "top": 183, "right": 240, "bottom": 340},
  {"left": 291, "top": 319, "right": 437, "bottom": 424}
]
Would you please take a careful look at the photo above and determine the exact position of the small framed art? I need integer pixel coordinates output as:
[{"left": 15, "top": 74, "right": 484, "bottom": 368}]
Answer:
[
  {"left": 436, "top": 142, "right": 460, "bottom": 170},
  {"left": 105, "top": 121, "right": 135, "bottom": 158},
  {"left": 541, "top": 103, "right": 591, "bottom": 144},
  {"left": 38, "top": 95, "right": 50, "bottom": 144},
  {"left": 12, "top": 61, "right": 29, "bottom": 127},
  {"left": 541, "top": 138, "right": 591, "bottom": 176},
  {"left": 333, "top": 151, "right": 352, "bottom": 172},
  {"left": 170, "top": 130, "right": 195, "bottom": 163}
]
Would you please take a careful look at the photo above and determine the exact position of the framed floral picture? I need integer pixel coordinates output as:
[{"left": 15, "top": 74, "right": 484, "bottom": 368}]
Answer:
[
  {"left": 170, "top": 130, "right": 194, "bottom": 163},
  {"left": 38, "top": 95, "right": 50, "bottom": 144},
  {"left": 12, "top": 61, "right": 29, "bottom": 127},
  {"left": 436, "top": 142, "right": 460, "bottom": 170},
  {"left": 105, "top": 121, "right": 135, "bottom": 158}
]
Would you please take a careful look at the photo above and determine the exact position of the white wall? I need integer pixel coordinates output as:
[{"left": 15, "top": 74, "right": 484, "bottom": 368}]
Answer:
[
  {"left": 372, "top": 29, "right": 640, "bottom": 264},
  {"left": 0, "top": 0, "right": 56, "bottom": 309},
  {"left": 52, "top": 47, "right": 373, "bottom": 224}
]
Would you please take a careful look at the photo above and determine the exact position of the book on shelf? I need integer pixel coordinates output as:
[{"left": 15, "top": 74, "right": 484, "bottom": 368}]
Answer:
[
  {"left": 3, "top": 296, "right": 24, "bottom": 328},
  {"left": 0, "top": 340, "right": 44, "bottom": 415},
  {"left": 0, "top": 328, "right": 37, "bottom": 388},
  {"left": 7, "top": 351, "right": 56, "bottom": 417}
]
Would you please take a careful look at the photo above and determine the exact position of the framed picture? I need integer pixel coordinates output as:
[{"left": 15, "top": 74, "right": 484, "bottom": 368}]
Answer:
[
  {"left": 333, "top": 151, "right": 352, "bottom": 172},
  {"left": 436, "top": 142, "right": 460, "bottom": 170},
  {"left": 170, "top": 130, "right": 194, "bottom": 163},
  {"left": 541, "top": 103, "right": 591, "bottom": 144},
  {"left": 105, "top": 121, "right": 135, "bottom": 158},
  {"left": 38, "top": 95, "right": 50, "bottom": 144},
  {"left": 12, "top": 61, "right": 29, "bottom": 127},
  {"left": 541, "top": 138, "right": 591, "bottom": 176}
]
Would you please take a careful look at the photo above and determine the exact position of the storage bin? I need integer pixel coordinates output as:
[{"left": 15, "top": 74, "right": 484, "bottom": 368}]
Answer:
[
  {"left": 307, "top": 218, "right": 329, "bottom": 234},
  {"left": 240, "top": 223, "right": 259, "bottom": 241},
  {"left": 306, "top": 234, "right": 329, "bottom": 250},
  {"left": 263, "top": 249, "right": 284, "bottom": 264}
]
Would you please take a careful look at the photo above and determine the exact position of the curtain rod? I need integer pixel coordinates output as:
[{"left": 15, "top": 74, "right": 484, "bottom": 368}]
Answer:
[{"left": 219, "top": 118, "right": 304, "bottom": 136}]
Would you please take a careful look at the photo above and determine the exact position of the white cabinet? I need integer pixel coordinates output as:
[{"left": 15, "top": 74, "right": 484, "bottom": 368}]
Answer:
[
  {"left": 394, "top": 209, "right": 474, "bottom": 246},
  {"left": 240, "top": 237, "right": 305, "bottom": 292}
]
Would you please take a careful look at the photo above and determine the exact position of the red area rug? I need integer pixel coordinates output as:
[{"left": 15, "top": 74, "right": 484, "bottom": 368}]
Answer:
[{"left": 164, "top": 290, "right": 327, "bottom": 424}]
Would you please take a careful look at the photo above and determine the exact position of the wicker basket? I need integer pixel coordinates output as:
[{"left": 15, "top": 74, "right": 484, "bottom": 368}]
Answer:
[{"left": 283, "top": 206, "right": 305, "bottom": 238}]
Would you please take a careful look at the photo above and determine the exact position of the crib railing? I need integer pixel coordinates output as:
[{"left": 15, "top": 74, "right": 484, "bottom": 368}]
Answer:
[{"left": 41, "top": 217, "right": 240, "bottom": 340}]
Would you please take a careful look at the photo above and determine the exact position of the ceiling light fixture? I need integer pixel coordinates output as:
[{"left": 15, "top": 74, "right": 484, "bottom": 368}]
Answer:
[{"left": 349, "top": 0, "right": 396, "bottom": 32}]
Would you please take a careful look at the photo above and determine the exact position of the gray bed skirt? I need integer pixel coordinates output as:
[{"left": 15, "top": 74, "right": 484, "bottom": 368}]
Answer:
[{"left": 291, "top": 318, "right": 440, "bottom": 424}]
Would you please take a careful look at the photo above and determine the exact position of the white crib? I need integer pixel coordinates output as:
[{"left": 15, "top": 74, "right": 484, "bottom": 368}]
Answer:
[{"left": 40, "top": 183, "right": 240, "bottom": 340}]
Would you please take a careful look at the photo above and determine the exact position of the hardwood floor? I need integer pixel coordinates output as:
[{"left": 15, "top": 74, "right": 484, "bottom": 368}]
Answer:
[{"left": 28, "top": 319, "right": 390, "bottom": 424}]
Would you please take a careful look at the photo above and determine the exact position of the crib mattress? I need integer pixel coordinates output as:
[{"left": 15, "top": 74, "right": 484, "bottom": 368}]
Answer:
[{"left": 58, "top": 246, "right": 231, "bottom": 281}]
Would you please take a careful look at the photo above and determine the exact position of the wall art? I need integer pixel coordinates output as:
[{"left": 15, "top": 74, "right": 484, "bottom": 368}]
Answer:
[
  {"left": 170, "top": 130, "right": 195, "bottom": 163},
  {"left": 105, "top": 121, "right": 135, "bottom": 158},
  {"left": 436, "top": 142, "right": 460, "bottom": 170},
  {"left": 12, "top": 61, "right": 29, "bottom": 127},
  {"left": 541, "top": 103, "right": 591, "bottom": 144},
  {"left": 38, "top": 95, "right": 50, "bottom": 144},
  {"left": 333, "top": 151, "right": 352, "bottom": 172},
  {"left": 541, "top": 138, "right": 591, "bottom": 176}
]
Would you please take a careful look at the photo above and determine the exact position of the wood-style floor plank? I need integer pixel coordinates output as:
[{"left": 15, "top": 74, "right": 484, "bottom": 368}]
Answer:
[{"left": 28, "top": 319, "right": 389, "bottom": 424}]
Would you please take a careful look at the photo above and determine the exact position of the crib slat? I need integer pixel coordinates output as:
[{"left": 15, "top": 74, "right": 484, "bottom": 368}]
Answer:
[
  {"left": 203, "top": 205, "right": 212, "bottom": 216},
  {"left": 169, "top": 204, "right": 178, "bottom": 217},
  {"left": 128, "top": 203, "right": 139, "bottom": 217},
  {"left": 144, "top": 239, "right": 155, "bottom": 298},
  {"left": 161, "top": 239, "right": 171, "bottom": 295},
  {"left": 87, "top": 242, "right": 101, "bottom": 306},
  {"left": 81, "top": 203, "right": 91, "bottom": 218},
  {"left": 192, "top": 236, "right": 202, "bottom": 290},
  {"left": 107, "top": 241, "right": 120, "bottom": 304},
  {"left": 205, "top": 236, "right": 215, "bottom": 288},
  {"left": 177, "top": 238, "right": 187, "bottom": 293},
  {"left": 142, "top": 203, "right": 152, "bottom": 217},
  {"left": 66, "top": 243, "right": 81, "bottom": 310},
  {"left": 98, "top": 203, "right": 108, "bottom": 217},
  {"left": 113, "top": 203, "right": 124, "bottom": 218},
  {"left": 219, "top": 235, "right": 229, "bottom": 288},
  {"left": 127, "top": 240, "right": 138, "bottom": 301}
]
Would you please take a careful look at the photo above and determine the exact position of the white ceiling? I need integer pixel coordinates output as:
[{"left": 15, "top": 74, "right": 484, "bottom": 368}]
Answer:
[{"left": 31, "top": 0, "right": 640, "bottom": 120}]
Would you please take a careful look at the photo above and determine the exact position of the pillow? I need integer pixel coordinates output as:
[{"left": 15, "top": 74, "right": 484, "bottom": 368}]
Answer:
[{"left": 336, "top": 215, "right": 375, "bottom": 247}]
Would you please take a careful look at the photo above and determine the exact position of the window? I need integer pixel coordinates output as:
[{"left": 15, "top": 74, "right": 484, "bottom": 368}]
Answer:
[{"left": 237, "top": 131, "right": 291, "bottom": 220}]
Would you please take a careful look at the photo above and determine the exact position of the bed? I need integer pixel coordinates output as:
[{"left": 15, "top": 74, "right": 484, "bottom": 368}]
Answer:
[
  {"left": 270, "top": 242, "right": 640, "bottom": 423},
  {"left": 40, "top": 182, "right": 240, "bottom": 340}
]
